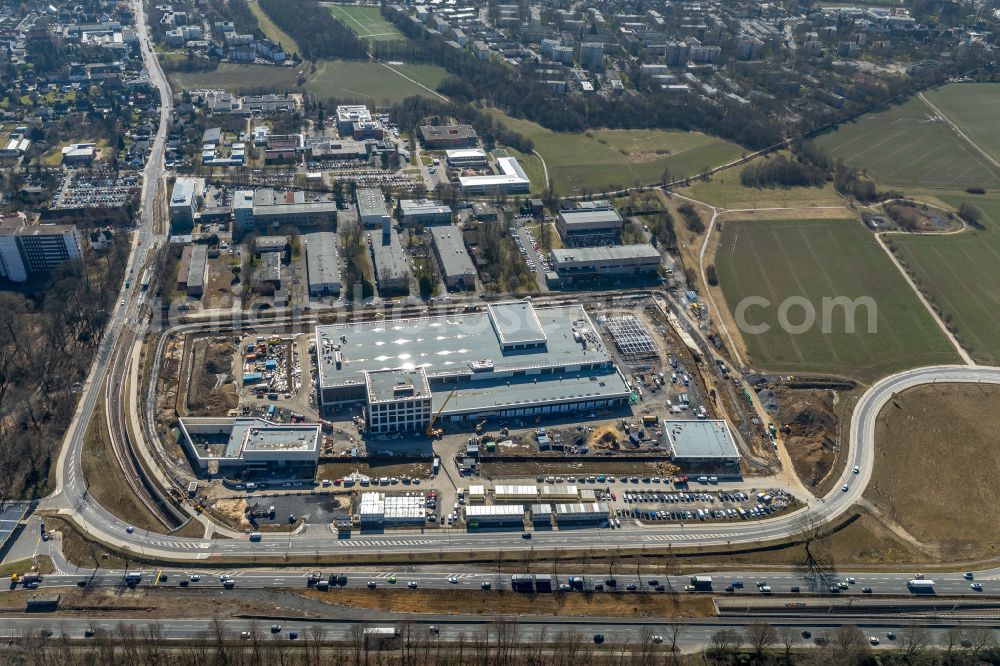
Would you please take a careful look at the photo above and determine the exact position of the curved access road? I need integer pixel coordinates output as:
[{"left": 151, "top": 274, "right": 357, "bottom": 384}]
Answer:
[{"left": 48, "top": 363, "right": 1000, "bottom": 561}]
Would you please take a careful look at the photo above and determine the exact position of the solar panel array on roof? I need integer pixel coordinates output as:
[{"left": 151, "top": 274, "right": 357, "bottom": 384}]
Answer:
[{"left": 603, "top": 314, "right": 658, "bottom": 358}]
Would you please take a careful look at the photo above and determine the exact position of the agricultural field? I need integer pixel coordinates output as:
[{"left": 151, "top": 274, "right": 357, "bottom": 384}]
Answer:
[
  {"left": 714, "top": 217, "right": 959, "bottom": 382},
  {"left": 814, "top": 95, "right": 1000, "bottom": 190},
  {"left": 167, "top": 61, "right": 447, "bottom": 104},
  {"left": 327, "top": 4, "right": 405, "bottom": 41},
  {"left": 922, "top": 82, "right": 1000, "bottom": 163},
  {"left": 890, "top": 195, "right": 1000, "bottom": 365},
  {"left": 487, "top": 110, "right": 743, "bottom": 195}
]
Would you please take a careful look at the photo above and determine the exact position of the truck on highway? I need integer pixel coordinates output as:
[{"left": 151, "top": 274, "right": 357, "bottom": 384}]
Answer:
[
  {"left": 511, "top": 574, "right": 535, "bottom": 592},
  {"left": 364, "top": 627, "right": 400, "bottom": 650},
  {"left": 907, "top": 579, "right": 935, "bottom": 592},
  {"left": 124, "top": 572, "right": 142, "bottom": 585},
  {"left": 690, "top": 576, "right": 713, "bottom": 590}
]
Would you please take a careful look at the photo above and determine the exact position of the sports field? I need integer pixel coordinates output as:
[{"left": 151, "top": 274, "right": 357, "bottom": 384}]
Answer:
[
  {"left": 486, "top": 110, "right": 743, "bottom": 195},
  {"left": 168, "top": 61, "right": 448, "bottom": 103},
  {"left": 890, "top": 196, "right": 1000, "bottom": 365},
  {"left": 922, "top": 83, "right": 1000, "bottom": 163},
  {"left": 328, "top": 4, "right": 405, "bottom": 41},
  {"left": 715, "top": 218, "right": 959, "bottom": 381},
  {"left": 814, "top": 95, "right": 1000, "bottom": 189}
]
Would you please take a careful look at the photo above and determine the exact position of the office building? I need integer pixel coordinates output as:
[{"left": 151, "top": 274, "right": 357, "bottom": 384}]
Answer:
[
  {"left": 336, "top": 105, "right": 372, "bottom": 135},
  {"left": 0, "top": 221, "right": 83, "bottom": 282},
  {"left": 304, "top": 231, "right": 341, "bottom": 296},
  {"left": 356, "top": 188, "right": 391, "bottom": 229},
  {"left": 365, "top": 367, "right": 433, "bottom": 434},
  {"left": 430, "top": 225, "right": 476, "bottom": 290},
  {"left": 186, "top": 244, "right": 207, "bottom": 297},
  {"left": 169, "top": 177, "right": 202, "bottom": 232},
  {"left": 457, "top": 156, "right": 531, "bottom": 195},
  {"left": 547, "top": 244, "right": 661, "bottom": 284},
  {"left": 398, "top": 200, "right": 452, "bottom": 226},
  {"left": 178, "top": 417, "right": 321, "bottom": 478},
  {"left": 556, "top": 202, "right": 623, "bottom": 246},
  {"left": 233, "top": 189, "right": 337, "bottom": 232},
  {"left": 368, "top": 228, "right": 411, "bottom": 294},
  {"left": 446, "top": 149, "right": 488, "bottom": 168},
  {"left": 419, "top": 124, "right": 478, "bottom": 149}
]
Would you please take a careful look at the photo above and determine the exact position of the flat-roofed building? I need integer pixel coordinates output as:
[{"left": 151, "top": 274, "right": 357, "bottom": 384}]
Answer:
[
  {"left": 365, "top": 367, "right": 433, "bottom": 434},
  {"left": 304, "top": 231, "right": 341, "bottom": 296},
  {"left": 178, "top": 417, "right": 320, "bottom": 478},
  {"left": 458, "top": 156, "right": 531, "bottom": 194},
  {"left": 547, "top": 244, "right": 660, "bottom": 285},
  {"left": 430, "top": 225, "right": 476, "bottom": 290},
  {"left": 356, "top": 188, "right": 391, "bottom": 229},
  {"left": 254, "top": 235, "right": 288, "bottom": 256},
  {"left": 169, "top": 177, "right": 202, "bottom": 232},
  {"left": 186, "top": 243, "right": 207, "bottom": 296},
  {"left": 556, "top": 202, "right": 623, "bottom": 246},
  {"left": 0, "top": 221, "right": 83, "bottom": 281},
  {"left": 663, "top": 419, "right": 741, "bottom": 469},
  {"left": 256, "top": 252, "right": 281, "bottom": 288},
  {"left": 335, "top": 105, "right": 372, "bottom": 135},
  {"left": 446, "top": 148, "right": 488, "bottom": 168},
  {"left": 368, "top": 228, "right": 411, "bottom": 294},
  {"left": 314, "top": 300, "right": 632, "bottom": 427},
  {"left": 419, "top": 124, "right": 478, "bottom": 149},
  {"left": 234, "top": 189, "right": 337, "bottom": 232},
  {"left": 398, "top": 199, "right": 452, "bottom": 226}
]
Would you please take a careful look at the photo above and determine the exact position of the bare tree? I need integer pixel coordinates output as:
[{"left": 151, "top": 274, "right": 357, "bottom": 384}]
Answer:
[
  {"left": 744, "top": 622, "right": 778, "bottom": 663},
  {"left": 899, "top": 624, "right": 932, "bottom": 657},
  {"left": 664, "top": 619, "right": 685, "bottom": 664},
  {"left": 831, "top": 624, "right": 870, "bottom": 663},
  {"left": 708, "top": 628, "right": 742, "bottom": 663},
  {"left": 967, "top": 625, "right": 997, "bottom": 659},
  {"left": 777, "top": 626, "right": 799, "bottom": 664}
]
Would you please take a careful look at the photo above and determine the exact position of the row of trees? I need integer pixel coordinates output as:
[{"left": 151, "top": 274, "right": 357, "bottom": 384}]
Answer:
[
  {"left": 5, "top": 617, "right": 999, "bottom": 665},
  {"left": 259, "top": 0, "right": 367, "bottom": 60},
  {"left": 740, "top": 155, "right": 828, "bottom": 189}
]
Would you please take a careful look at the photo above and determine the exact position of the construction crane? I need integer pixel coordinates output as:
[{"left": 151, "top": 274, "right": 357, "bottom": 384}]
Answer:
[{"left": 426, "top": 389, "right": 457, "bottom": 438}]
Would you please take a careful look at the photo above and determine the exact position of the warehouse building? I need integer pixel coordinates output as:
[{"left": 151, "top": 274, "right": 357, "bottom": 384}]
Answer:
[
  {"left": 368, "top": 228, "right": 411, "bottom": 294},
  {"left": 314, "top": 300, "right": 632, "bottom": 429},
  {"left": 458, "top": 156, "right": 531, "bottom": 195},
  {"left": 304, "top": 231, "right": 341, "bottom": 296},
  {"left": 430, "top": 225, "right": 476, "bottom": 290},
  {"left": 398, "top": 199, "right": 452, "bottom": 226},
  {"left": 556, "top": 202, "right": 623, "bottom": 246},
  {"left": 547, "top": 244, "right": 661, "bottom": 285},
  {"left": 419, "top": 124, "right": 478, "bottom": 149},
  {"left": 663, "top": 419, "right": 741, "bottom": 469},
  {"left": 356, "top": 188, "right": 391, "bottom": 229},
  {"left": 446, "top": 148, "right": 488, "bottom": 168},
  {"left": 169, "top": 177, "right": 202, "bottom": 232},
  {"left": 178, "top": 417, "right": 321, "bottom": 478},
  {"left": 186, "top": 244, "right": 208, "bottom": 297},
  {"left": 465, "top": 504, "right": 525, "bottom": 528},
  {"left": 233, "top": 189, "right": 337, "bottom": 232}
]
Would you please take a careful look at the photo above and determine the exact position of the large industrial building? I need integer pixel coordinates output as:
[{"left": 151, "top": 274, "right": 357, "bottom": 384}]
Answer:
[
  {"left": 430, "top": 225, "right": 476, "bottom": 290},
  {"left": 314, "top": 300, "right": 632, "bottom": 431},
  {"left": 556, "top": 202, "right": 623, "bottom": 246},
  {"left": 304, "top": 231, "right": 342, "bottom": 296},
  {"left": 547, "top": 244, "right": 661, "bottom": 285},
  {"left": 663, "top": 419, "right": 741, "bottom": 469},
  {"left": 233, "top": 189, "right": 337, "bottom": 232},
  {"left": 356, "top": 188, "right": 391, "bottom": 229},
  {"left": 368, "top": 228, "right": 411, "bottom": 294},
  {"left": 178, "top": 417, "right": 321, "bottom": 478},
  {"left": 458, "top": 156, "right": 531, "bottom": 195}
]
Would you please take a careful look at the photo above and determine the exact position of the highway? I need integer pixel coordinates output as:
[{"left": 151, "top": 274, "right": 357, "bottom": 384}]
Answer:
[{"left": 1, "top": 614, "right": 997, "bottom": 651}]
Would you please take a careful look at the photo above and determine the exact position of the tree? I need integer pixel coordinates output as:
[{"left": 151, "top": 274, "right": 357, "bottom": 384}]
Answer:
[
  {"left": 777, "top": 626, "right": 799, "bottom": 664},
  {"left": 899, "top": 624, "right": 931, "bottom": 657},
  {"left": 743, "top": 622, "right": 777, "bottom": 663},
  {"left": 664, "top": 620, "right": 685, "bottom": 664},
  {"left": 708, "top": 628, "right": 742, "bottom": 663},
  {"left": 831, "top": 625, "right": 870, "bottom": 663},
  {"left": 706, "top": 264, "right": 719, "bottom": 286}
]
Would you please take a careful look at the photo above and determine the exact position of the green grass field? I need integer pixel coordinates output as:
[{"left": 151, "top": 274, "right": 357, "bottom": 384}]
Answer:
[
  {"left": 486, "top": 109, "right": 743, "bottom": 195},
  {"left": 328, "top": 4, "right": 405, "bottom": 41},
  {"left": 715, "top": 218, "right": 959, "bottom": 381},
  {"left": 814, "top": 95, "right": 1000, "bottom": 190},
  {"left": 167, "top": 60, "right": 448, "bottom": 103},
  {"left": 686, "top": 153, "right": 844, "bottom": 209},
  {"left": 890, "top": 195, "right": 1000, "bottom": 365},
  {"left": 922, "top": 83, "right": 1000, "bottom": 163}
]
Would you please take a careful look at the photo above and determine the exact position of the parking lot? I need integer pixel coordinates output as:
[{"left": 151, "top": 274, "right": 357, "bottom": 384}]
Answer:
[{"left": 51, "top": 170, "right": 140, "bottom": 209}]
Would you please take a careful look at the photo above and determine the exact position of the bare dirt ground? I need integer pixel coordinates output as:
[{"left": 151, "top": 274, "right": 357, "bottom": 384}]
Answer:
[
  {"left": 203, "top": 255, "right": 237, "bottom": 309},
  {"left": 869, "top": 383, "right": 1000, "bottom": 562},
  {"left": 316, "top": 461, "right": 431, "bottom": 481},
  {"left": 298, "top": 588, "right": 715, "bottom": 618},
  {"left": 772, "top": 388, "right": 839, "bottom": 491},
  {"left": 481, "top": 460, "right": 680, "bottom": 479},
  {"left": 187, "top": 337, "right": 238, "bottom": 416}
]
